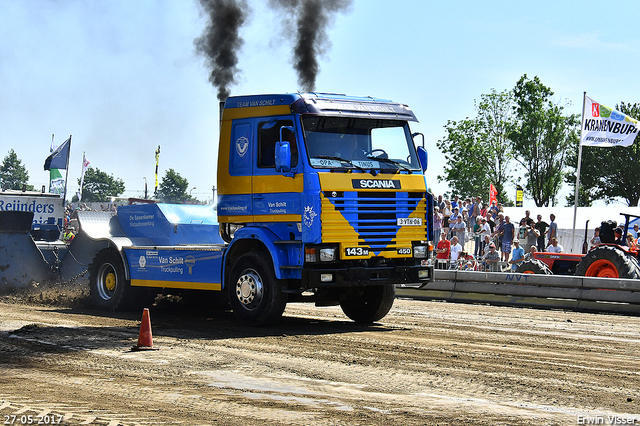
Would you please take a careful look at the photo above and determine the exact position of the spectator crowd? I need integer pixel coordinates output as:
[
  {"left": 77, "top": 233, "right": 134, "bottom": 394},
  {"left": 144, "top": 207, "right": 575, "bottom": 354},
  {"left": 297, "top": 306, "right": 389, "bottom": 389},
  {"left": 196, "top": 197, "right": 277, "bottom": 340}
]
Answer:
[{"left": 433, "top": 195, "right": 563, "bottom": 272}]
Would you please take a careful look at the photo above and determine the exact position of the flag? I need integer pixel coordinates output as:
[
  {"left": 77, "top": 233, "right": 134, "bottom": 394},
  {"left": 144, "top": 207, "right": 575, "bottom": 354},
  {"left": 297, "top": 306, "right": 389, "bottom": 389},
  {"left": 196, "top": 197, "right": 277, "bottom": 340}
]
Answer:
[
  {"left": 78, "top": 153, "right": 90, "bottom": 202},
  {"left": 44, "top": 137, "right": 71, "bottom": 170},
  {"left": 489, "top": 183, "right": 497, "bottom": 207},
  {"left": 516, "top": 185, "right": 523, "bottom": 207},
  {"left": 49, "top": 169, "right": 65, "bottom": 195},
  {"left": 81, "top": 154, "right": 90, "bottom": 176},
  {"left": 49, "top": 134, "right": 65, "bottom": 193},
  {"left": 581, "top": 96, "right": 640, "bottom": 147}
]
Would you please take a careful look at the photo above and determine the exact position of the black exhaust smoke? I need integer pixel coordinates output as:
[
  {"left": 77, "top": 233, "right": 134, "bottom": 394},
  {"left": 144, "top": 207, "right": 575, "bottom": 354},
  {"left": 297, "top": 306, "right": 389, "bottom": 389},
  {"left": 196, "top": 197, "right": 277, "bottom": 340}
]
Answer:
[
  {"left": 195, "top": 0, "right": 249, "bottom": 101},
  {"left": 270, "top": 0, "right": 353, "bottom": 92}
]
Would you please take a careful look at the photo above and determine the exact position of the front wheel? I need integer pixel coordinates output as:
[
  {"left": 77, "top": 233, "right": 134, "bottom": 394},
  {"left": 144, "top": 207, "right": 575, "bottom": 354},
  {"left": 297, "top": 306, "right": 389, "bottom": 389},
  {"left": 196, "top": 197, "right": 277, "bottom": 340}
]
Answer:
[
  {"left": 516, "top": 259, "right": 552, "bottom": 274},
  {"left": 340, "top": 285, "right": 395, "bottom": 323},
  {"left": 227, "top": 252, "right": 287, "bottom": 326},
  {"left": 576, "top": 246, "right": 640, "bottom": 278}
]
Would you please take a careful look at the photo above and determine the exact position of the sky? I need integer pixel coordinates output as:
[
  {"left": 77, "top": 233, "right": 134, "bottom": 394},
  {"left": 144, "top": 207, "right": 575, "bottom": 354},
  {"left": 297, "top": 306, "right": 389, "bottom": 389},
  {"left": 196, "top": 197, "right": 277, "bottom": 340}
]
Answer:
[{"left": 1, "top": 0, "right": 639, "bottom": 207}]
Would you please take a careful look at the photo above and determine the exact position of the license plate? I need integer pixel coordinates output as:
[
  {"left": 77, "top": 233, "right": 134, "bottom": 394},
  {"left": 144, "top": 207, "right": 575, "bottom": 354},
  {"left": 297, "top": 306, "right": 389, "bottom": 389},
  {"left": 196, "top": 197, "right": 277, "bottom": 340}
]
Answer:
[
  {"left": 397, "top": 217, "right": 422, "bottom": 226},
  {"left": 345, "top": 247, "right": 369, "bottom": 256}
]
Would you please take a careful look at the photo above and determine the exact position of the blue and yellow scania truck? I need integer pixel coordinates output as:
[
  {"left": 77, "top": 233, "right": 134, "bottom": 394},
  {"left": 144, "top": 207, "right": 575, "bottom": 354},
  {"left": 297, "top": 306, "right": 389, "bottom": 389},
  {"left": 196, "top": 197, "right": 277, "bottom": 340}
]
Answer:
[{"left": 79, "top": 93, "right": 434, "bottom": 325}]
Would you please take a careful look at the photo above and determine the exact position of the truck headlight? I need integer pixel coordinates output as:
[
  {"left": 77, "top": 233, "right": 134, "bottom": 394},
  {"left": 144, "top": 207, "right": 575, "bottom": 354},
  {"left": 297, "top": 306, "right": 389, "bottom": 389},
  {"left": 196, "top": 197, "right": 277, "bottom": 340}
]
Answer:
[
  {"left": 413, "top": 245, "right": 427, "bottom": 258},
  {"left": 319, "top": 248, "right": 336, "bottom": 262}
]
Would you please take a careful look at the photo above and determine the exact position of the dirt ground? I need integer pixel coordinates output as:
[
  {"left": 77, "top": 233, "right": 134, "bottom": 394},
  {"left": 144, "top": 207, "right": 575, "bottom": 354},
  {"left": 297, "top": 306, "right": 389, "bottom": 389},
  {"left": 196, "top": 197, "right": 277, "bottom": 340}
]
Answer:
[{"left": 1, "top": 282, "right": 639, "bottom": 426}]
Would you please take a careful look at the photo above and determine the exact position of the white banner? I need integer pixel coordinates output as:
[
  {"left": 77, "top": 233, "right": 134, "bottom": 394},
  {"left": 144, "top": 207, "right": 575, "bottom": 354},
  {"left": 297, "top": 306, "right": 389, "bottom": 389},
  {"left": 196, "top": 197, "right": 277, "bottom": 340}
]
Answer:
[
  {"left": 581, "top": 96, "right": 639, "bottom": 147},
  {"left": 49, "top": 177, "right": 65, "bottom": 195},
  {"left": 78, "top": 153, "right": 90, "bottom": 202}
]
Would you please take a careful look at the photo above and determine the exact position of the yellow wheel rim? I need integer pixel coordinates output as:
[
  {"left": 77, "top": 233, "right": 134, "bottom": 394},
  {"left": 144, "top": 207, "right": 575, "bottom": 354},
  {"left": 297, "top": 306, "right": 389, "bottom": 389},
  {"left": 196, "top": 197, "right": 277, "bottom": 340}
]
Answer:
[{"left": 105, "top": 272, "right": 116, "bottom": 291}]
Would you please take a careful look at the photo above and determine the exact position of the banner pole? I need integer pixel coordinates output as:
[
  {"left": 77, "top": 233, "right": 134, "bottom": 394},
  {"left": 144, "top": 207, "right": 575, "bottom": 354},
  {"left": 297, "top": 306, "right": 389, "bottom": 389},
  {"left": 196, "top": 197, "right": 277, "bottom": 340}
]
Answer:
[{"left": 571, "top": 92, "right": 587, "bottom": 253}]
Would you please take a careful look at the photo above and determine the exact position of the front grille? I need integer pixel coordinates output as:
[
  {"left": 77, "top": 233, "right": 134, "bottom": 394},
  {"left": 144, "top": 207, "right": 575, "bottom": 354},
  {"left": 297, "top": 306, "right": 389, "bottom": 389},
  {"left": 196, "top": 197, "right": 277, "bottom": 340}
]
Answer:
[{"left": 322, "top": 191, "right": 427, "bottom": 251}]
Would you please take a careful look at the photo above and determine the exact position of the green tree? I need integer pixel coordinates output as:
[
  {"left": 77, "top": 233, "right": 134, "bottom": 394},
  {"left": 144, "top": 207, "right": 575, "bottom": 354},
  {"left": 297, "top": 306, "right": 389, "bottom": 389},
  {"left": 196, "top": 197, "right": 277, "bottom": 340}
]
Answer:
[
  {"left": 157, "top": 168, "right": 191, "bottom": 204},
  {"left": 565, "top": 102, "right": 640, "bottom": 206},
  {"left": 76, "top": 167, "right": 125, "bottom": 202},
  {"left": 437, "top": 89, "right": 515, "bottom": 205},
  {"left": 0, "top": 149, "right": 33, "bottom": 191},
  {"left": 510, "top": 75, "right": 579, "bottom": 207}
]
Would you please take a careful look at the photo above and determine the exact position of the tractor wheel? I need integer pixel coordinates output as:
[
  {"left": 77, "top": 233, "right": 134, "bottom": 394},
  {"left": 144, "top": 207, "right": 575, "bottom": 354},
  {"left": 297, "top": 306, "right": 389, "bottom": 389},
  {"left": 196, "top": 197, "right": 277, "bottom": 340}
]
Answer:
[
  {"left": 339, "top": 285, "right": 396, "bottom": 323},
  {"left": 576, "top": 245, "right": 640, "bottom": 279},
  {"left": 516, "top": 259, "right": 552, "bottom": 275},
  {"left": 228, "top": 252, "right": 287, "bottom": 326}
]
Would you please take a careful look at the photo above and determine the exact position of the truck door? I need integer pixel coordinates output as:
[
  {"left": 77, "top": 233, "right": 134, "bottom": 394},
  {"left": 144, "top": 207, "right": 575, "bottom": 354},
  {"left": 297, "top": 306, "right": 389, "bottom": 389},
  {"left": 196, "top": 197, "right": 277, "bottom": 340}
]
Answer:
[
  {"left": 219, "top": 120, "right": 254, "bottom": 221},
  {"left": 252, "top": 116, "right": 303, "bottom": 223}
]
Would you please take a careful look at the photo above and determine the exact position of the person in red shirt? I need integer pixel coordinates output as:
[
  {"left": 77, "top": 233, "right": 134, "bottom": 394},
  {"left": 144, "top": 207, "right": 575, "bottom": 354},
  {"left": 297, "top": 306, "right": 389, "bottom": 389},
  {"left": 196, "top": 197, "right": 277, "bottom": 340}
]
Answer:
[{"left": 435, "top": 232, "right": 451, "bottom": 269}]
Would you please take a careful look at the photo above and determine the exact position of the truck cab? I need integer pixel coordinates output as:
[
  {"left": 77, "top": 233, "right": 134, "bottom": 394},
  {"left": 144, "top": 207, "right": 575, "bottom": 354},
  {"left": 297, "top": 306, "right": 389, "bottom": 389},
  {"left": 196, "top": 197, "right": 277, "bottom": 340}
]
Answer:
[{"left": 217, "top": 93, "right": 434, "bottom": 323}]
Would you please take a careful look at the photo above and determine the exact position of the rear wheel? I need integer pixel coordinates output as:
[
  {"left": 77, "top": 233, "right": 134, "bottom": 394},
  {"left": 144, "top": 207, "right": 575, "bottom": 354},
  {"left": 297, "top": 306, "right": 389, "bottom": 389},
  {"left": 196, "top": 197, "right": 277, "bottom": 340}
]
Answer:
[
  {"left": 340, "top": 285, "right": 395, "bottom": 323},
  {"left": 516, "top": 259, "right": 552, "bottom": 274},
  {"left": 228, "top": 252, "right": 287, "bottom": 326},
  {"left": 576, "top": 246, "right": 640, "bottom": 278},
  {"left": 90, "top": 249, "right": 129, "bottom": 310}
]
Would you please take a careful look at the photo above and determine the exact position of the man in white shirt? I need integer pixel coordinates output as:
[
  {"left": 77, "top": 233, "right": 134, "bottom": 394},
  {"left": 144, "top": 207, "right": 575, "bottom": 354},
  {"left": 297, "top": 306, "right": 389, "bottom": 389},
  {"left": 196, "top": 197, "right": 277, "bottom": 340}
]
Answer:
[
  {"left": 477, "top": 217, "right": 491, "bottom": 252},
  {"left": 546, "top": 237, "right": 564, "bottom": 253},
  {"left": 449, "top": 236, "right": 463, "bottom": 269}
]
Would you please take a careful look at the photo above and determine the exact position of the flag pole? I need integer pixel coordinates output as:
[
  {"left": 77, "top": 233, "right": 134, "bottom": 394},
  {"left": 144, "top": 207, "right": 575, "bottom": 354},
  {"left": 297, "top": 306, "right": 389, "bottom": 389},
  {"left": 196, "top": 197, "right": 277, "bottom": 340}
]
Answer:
[
  {"left": 571, "top": 92, "right": 586, "bottom": 253},
  {"left": 79, "top": 151, "right": 84, "bottom": 203},
  {"left": 62, "top": 135, "right": 72, "bottom": 208},
  {"left": 49, "top": 134, "right": 55, "bottom": 193}
]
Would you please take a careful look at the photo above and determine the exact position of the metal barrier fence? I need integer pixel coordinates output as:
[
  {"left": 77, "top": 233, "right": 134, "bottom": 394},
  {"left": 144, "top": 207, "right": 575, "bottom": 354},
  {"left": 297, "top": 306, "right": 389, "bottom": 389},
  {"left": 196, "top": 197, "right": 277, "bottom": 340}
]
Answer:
[
  {"left": 434, "top": 257, "right": 512, "bottom": 272},
  {"left": 396, "top": 270, "right": 640, "bottom": 314}
]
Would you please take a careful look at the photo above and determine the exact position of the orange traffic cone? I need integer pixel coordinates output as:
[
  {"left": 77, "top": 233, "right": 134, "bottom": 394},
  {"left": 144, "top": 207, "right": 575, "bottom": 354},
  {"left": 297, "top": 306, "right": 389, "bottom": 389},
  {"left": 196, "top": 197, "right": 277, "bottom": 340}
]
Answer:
[{"left": 132, "top": 308, "right": 157, "bottom": 351}]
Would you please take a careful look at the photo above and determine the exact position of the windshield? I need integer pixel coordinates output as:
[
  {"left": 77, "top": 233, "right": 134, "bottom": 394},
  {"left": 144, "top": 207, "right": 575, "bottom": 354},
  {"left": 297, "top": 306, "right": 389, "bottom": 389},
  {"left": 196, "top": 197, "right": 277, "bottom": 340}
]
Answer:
[{"left": 302, "top": 117, "right": 420, "bottom": 171}]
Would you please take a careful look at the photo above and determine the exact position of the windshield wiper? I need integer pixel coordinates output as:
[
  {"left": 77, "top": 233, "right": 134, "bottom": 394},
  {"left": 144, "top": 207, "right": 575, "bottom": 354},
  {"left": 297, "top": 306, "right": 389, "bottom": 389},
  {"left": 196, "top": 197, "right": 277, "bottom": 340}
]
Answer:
[
  {"left": 366, "top": 156, "right": 412, "bottom": 174},
  {"left": 314, "top": 155, "right": 368, "bottom": 173}
]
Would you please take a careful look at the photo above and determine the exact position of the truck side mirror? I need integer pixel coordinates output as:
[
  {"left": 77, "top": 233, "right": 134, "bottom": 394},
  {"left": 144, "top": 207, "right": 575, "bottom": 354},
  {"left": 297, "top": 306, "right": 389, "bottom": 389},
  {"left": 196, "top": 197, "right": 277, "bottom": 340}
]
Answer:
[
  {"left": 412, "top": 132, "right": 425, "bottom": 148},
  {"left": 417, "top": 146, "right": 428, "bottom": 173},
  {"left": 276, "top": 125, "right": 295, "bottom": 176},
  {"left": 275, "top": 141, "right": 292, "bottom": 173}
]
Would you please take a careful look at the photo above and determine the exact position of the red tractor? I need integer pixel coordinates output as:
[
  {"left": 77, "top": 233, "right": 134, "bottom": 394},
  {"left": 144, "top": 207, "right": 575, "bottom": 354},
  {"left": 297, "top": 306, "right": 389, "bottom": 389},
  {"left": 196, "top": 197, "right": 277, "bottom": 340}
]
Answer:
[{"left": 516, "top": 213, "right": 640, "bottom": 279}]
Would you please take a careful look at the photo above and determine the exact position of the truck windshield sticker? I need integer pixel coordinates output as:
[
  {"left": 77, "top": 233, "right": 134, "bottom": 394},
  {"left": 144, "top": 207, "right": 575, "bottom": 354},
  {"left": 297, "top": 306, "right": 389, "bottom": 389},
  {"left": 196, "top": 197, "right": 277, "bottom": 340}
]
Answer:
[
  {"left": 303, "top": 205, "right": 317, "bottom": 228},
  {"left": 235, "top": 136, "right": 249, "bottom": 157},
  {"left": 310, "top": 158, "right": 382, "bottom": 169}
]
